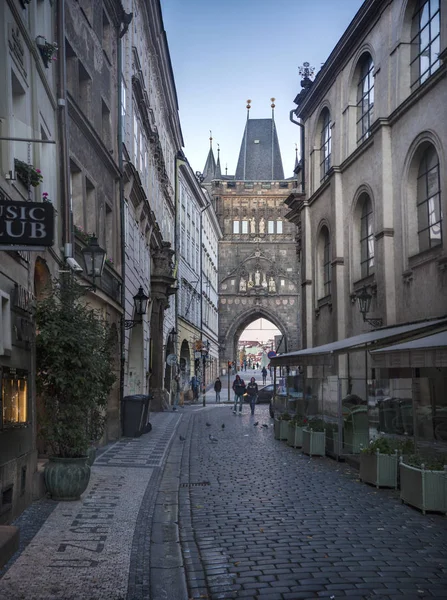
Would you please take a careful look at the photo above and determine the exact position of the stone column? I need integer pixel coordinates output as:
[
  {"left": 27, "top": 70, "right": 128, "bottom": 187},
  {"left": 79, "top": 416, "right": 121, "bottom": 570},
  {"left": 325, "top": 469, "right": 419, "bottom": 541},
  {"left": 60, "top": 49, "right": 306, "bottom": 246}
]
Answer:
[{"left": 149, "top": 243, "right": 176, "bottom": 411}]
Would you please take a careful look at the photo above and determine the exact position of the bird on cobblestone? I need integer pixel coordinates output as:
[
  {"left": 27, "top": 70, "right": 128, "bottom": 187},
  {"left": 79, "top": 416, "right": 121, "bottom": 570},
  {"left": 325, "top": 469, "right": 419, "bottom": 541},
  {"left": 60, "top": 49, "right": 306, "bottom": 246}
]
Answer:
[
  {"left": 179, "top": 435, "right": 186, "bottom": 441},
  {"left": 253, "top": 421, "right": 259, "bottom": 426},
  {"left": 209, "top": 434, "right": 218, "bottom": 443},
  {"left": 221, "top": 424, "right": 225, "bottom": 430},
  {"left": 206, "top": 422, "right": 211, "bottom": 427},
  {"left": 262, "top": 424, "right": 269, "bottom": 428}
]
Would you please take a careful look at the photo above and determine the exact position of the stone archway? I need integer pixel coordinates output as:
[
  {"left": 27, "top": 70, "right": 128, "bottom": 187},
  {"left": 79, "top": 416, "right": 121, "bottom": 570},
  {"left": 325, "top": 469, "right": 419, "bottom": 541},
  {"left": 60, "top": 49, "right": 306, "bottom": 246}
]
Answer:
[
  {"left": 179, "top": 339, "right": 191, "bottom": 391},
  {"left": 220, "top": 304, "right": 292, "bottom": 370}
]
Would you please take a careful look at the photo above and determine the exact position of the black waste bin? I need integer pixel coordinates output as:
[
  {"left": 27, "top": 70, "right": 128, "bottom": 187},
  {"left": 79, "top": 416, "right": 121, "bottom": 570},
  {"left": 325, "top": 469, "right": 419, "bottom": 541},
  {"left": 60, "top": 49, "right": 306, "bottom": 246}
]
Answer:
[{"left": 122, "top": 394, "right": 152, "bottom": 437}]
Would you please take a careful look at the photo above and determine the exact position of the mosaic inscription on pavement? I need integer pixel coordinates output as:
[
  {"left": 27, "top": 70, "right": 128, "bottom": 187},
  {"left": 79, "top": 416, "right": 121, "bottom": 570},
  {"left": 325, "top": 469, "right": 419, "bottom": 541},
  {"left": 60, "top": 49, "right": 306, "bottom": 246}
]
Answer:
[{"left": 0, "top": 412, "right": 181, "bottom": 600}]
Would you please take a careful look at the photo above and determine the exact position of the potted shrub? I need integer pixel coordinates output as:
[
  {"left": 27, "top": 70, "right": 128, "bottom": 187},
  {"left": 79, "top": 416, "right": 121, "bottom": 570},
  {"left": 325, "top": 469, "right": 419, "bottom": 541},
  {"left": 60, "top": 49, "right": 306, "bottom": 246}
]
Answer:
[
  {"left": 287, "top": 415, "right": 307, "bottom": 448},
  {"left": 36, "top": 275, "right": 116, "bottom": 500},
  {"left": 302, "top": 418, "right": 326, "bottom": 456},
  {"left": 360, "top": 438, "right": 413, "bottom": 489},
  {"left": 400, "top": 453, "right": 447, "bottom": 515}
]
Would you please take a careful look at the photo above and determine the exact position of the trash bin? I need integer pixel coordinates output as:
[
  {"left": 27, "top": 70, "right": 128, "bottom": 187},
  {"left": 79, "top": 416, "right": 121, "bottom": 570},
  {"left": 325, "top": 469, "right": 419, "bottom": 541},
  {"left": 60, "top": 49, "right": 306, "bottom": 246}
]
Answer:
[{"left": 122, "top": 394, "right": 152, "bottom": 437}]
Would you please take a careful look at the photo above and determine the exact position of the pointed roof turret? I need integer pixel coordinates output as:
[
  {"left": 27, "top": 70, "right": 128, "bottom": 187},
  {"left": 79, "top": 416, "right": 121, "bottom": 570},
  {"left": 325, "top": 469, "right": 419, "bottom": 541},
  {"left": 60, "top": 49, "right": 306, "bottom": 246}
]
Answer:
[
  {"left": 294, "top": 143, "right": 299, "bottom": 171},
  {"left": 235, "top": 116, "right": 284, "bottom": 180},
  {"left": 202, "top": 131, "right": 217, "bottom": 183},
  {"left": 215, "top": 144, "right": 222, "bottom": 178}
]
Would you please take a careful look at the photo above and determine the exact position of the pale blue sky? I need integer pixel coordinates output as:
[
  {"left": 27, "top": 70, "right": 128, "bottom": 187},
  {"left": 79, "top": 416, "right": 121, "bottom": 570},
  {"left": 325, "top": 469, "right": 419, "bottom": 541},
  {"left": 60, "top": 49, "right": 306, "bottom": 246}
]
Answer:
[{"left": 162, "top": 0, "right": 364, "bottom": 178}]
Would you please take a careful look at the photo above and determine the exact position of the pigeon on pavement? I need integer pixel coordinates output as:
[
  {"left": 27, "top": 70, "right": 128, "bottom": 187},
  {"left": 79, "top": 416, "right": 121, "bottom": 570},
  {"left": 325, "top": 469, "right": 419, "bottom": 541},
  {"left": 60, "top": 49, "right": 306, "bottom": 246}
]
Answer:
[
  {"left": 261, "top": 424, "right": 269, "bottom": 428},
  {"left": 253, "top": 421, "right": 259, "bottom": 426},
  {"left": 221, "top": 424, "right": 225, "bottom": 430},
  {"left": 206, "top": 422, "right": 211, "bottom": 427},
  {"left": 209, "top": 434, "right": 218, "bottom": 443},
  {"left": 179, "top": 435, "right": 186, "bottom": 441}
]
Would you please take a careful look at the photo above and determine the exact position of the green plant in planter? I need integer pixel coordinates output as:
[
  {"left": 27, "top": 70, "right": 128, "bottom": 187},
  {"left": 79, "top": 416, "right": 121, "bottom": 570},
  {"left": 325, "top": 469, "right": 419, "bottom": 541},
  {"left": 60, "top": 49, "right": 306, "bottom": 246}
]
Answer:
[
  {"left": 14, "top": 159, "right": 43, "bottom": 187},
  {"left": 306, "top": 417, "right": 325, "bottom": 432},
  {"left": 36, "top": 275, "right": 116, "bottom": 458},
  {"left": 361, "top": 437, "right": 414, "bottom": 456},
  {"left": 405, "top": 453, "right": 447, "bottom": 471},
  {"left": 280, "top": 412, "right": 292, "bottom": 421}
]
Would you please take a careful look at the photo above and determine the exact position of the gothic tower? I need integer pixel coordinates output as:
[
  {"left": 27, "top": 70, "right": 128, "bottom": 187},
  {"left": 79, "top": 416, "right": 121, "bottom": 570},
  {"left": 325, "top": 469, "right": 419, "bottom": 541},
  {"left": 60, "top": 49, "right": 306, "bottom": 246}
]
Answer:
[{"left": 203, "top": 101, "right": 301, "bottom": 369}]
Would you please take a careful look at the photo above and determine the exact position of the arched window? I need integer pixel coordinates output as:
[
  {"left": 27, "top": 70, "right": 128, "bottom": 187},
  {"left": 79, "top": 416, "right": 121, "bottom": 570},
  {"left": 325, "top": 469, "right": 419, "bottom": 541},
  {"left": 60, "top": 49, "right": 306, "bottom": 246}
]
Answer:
[
  {"left": 417, "top": 145, "right": 442, "bottom": 250},
  {"left": 360, "top": 195, "right": 374, "bottom": 278},
  {"left": 410, "top": 0, "right": 441, "bottom": 88},
  {"left": 319, "top": 109, "right": 331, "bottom": 182},
  {"left": 356, "top": 54, "right": 374, "bottom": 144},
  {"left": 317, "top": 226, "right": 331, "bottom": 298}
]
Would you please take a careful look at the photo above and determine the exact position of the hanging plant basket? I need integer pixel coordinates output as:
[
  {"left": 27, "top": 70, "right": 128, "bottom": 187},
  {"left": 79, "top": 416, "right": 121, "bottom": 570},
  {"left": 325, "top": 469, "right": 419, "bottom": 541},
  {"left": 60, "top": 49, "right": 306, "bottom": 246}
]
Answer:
[{"left": 14, "top": 159, "right": 43, "bottom": 188}]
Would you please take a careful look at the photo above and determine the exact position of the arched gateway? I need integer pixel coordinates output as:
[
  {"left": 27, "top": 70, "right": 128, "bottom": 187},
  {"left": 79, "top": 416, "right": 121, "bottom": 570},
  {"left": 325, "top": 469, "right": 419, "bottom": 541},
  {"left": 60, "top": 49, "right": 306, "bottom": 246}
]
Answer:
[{"left": 202, "top": 106, "right": 301, "bottom": 371}]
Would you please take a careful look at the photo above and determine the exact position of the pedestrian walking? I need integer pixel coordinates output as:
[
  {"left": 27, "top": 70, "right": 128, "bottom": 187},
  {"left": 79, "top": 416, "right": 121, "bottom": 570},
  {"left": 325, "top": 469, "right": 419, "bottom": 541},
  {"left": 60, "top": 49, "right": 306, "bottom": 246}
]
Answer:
[
  {"left": 190, "top": 375, "right": 199, "bottom": 401},
  {"left": 261, "top": 366, "right": 267, "bottom": 384},
  {"left": 214, "top": 377, "right": 222, "bottom": 403},
  {"left": 246, "top": 377, "right": 258, "bottom": 415},
  {"left": 172, "top": 375, "right": 180, "bottom": 411},
  {"left": 232, "top": 374, "right": 246, "bottom": 414}
]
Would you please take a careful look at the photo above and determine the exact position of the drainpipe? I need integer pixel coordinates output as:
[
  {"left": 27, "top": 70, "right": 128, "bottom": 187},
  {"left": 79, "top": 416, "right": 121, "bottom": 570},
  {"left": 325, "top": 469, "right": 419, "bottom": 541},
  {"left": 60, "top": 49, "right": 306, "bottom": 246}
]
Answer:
[
  {"left": 117, "top": 11, "right": 132, "bottom": 434},
  {"left": 289, "top": 110, "right": 305, "bottom": 194},
  {"left": 57, "top": 0, "right": 72, "bottom": 260}
]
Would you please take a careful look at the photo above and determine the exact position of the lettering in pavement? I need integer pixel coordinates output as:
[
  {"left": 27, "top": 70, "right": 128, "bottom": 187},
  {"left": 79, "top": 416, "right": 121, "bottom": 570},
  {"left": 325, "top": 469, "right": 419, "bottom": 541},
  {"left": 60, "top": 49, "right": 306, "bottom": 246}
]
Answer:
[{"left": 49, "top": 477, "right": 125, "bottom": 568}]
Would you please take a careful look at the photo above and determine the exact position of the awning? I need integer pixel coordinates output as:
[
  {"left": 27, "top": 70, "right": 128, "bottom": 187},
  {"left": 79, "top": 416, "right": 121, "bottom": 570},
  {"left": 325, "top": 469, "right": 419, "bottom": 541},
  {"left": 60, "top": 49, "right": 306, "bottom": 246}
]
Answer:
[
  {"left": 270, "top": 317, "right": 447, "bottom": 367},
  {"left": 370, "top": 330, "right": 447, "bottom": 368}
]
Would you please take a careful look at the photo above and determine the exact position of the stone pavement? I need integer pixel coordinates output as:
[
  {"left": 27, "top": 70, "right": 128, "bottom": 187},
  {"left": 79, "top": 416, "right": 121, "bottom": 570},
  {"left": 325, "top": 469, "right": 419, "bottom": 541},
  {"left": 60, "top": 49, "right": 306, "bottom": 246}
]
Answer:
[{"left": 1, "top": 403, "right": 447, "bottom": 600}]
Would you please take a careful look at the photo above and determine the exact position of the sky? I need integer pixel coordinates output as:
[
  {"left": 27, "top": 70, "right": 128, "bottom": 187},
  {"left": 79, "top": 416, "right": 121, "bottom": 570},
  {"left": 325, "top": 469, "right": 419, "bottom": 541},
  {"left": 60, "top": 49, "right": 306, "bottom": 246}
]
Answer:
[
  {"left": 161, "top": 0, "right": 365, "bottom": 178},
  {"left": 238, "top": 319, "right": 280, "bottom": 344}
]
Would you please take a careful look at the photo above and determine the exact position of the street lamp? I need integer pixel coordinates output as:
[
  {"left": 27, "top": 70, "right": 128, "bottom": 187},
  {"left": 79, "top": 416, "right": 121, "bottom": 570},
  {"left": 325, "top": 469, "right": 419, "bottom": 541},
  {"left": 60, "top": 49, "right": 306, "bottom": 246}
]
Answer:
[
  {"left": 81, "top": 234, "right": 107, "bottom": 289},
  {"left": 124, "top": 287, "right": 150, "bottom": 329},
  {"left": 356, "top": 286, "right": 383, "bottom": 328}
]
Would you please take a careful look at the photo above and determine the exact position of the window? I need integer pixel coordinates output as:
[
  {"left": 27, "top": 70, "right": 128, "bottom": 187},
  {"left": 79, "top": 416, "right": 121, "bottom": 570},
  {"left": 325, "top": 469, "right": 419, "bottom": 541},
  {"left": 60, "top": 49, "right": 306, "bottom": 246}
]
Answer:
[
  {"left": 318, "top": 227, "right": 331, "bottom": 298},
  {"left": 320, "top": 109, "right": 331, "bottom": 181},
  {"left": 410, "top": 0, "right": 441, "bottom": 88},
  {"left": 241, "top": 220, "right": 248, "bottom": 234},
  {"left": 276, "top": 220, "right": 283, "bottom": 234},
  {"left": 1, "top": 368, "right": 28, "bottom": 428},
  {"left": 356, "top": 54, "right": 374, "bottom": 143},
  {"left": 233, "top": 221, "right": 240, "bottom": 234},
  {"left": 360, "top": 195, "right": 375, "bottom": 277},
  {"left": 268, "top": 220, "right": 275, "bottom": 234},
  {"left": 417, "top": 145, "right": 442, "bottom": 251},
  {"left": 0, "top": 292, "right": 12, "bottom": 356},
  {"left": 101, "top": 100, "right": 111, "bottom": 148},
  {"left": 78, "top": 61, "right": 92, "bottom": 119}
]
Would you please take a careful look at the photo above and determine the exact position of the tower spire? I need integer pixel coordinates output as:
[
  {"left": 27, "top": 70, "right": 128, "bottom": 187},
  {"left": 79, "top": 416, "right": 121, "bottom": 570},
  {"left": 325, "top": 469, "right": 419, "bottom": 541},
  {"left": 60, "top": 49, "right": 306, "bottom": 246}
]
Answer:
[
  {"left": 246, "top": 99, "right": 251, "bottom": 121},
  {"left": 209, "top": 130, "right": 213, "bottom": 148},
  {"left": 215, "top": 143, "right": 222, "bottom": 178},
  {"left": 271, "top": 97, "right": 275, "bottom": 120}
]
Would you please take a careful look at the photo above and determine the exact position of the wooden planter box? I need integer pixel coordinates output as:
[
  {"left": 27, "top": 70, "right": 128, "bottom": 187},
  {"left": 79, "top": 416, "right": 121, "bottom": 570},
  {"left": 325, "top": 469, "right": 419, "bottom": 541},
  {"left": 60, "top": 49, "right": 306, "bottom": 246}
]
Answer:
[
  {"left": 325, "top": 430, "right": 340, "bottom": 455},
  {"left": 359, "top": 451, "right": 398, "bottom": 489},
  {"left": 302, "top": 428, "right": 325, "bottom": 456},
  {"left": 400, "top": 459, "right": 447, "bottom": 515},
  {"left": 280, "top": 420, "right": 289, "bottom": 440},
  {"left": 274, "top": 418, "right": 282, "bottom": 440},
  {"left": 287, "top": 423, "right": 304, "bottom": 448}
]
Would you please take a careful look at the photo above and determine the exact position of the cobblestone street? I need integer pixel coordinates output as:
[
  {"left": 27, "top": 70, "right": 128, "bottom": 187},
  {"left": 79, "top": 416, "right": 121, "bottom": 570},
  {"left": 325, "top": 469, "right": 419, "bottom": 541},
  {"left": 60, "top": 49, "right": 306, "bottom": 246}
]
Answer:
[{"left": 1, "top": 400, "right": 447, "bottom": 600}]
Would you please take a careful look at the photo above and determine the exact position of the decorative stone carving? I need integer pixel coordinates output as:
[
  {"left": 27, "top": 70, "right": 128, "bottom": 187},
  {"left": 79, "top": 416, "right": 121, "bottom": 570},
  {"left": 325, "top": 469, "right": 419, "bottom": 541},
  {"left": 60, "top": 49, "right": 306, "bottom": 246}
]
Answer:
[{"left": 259, "top": 217, "right": 265, "bottom": 234}]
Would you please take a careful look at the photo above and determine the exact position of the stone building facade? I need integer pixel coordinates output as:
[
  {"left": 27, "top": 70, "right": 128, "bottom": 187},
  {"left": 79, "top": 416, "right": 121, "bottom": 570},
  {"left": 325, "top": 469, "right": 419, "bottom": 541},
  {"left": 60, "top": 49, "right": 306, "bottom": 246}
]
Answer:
[
  {"left": 65, "top": 0, "right": 124, "bottom": 440},
  {"left": 120, "top": 0, "right": 182, "bottom": 410},
  {"left": 203, "top": 114, "right": 301, "bottom": 372},
  {"left": 176, "top": 160, "right": 220, "bottom": 397},
  {"left": 278, "top": 0, "right": 447, "bottom": 453},
  {"left": 0, "top": 0, "right": 61, "bottom": 521}
]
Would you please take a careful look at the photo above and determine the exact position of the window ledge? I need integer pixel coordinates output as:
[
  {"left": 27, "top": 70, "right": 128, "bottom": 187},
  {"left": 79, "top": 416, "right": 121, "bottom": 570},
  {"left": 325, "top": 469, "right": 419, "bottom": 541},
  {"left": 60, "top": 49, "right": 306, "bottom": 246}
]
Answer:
[
  {"left": 318, "top": 294, "right": 332, "bottom": 310},
  {"left": 408, "top": 245, "right": 444, "bottom": 270}
]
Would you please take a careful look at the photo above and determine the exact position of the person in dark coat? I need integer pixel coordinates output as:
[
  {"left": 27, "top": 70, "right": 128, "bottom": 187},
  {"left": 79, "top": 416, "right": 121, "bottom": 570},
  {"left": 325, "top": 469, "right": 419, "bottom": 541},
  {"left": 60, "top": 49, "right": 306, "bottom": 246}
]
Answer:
[
  {"left": 246, "top": 377, "right": 259, "bottom": 415},
  {"left": 232, "top": 374, "right": 246, "bottom": 414},
  {"left": 261, "top": 367, "right": 267, "bottom": 384},
  {"left": 214, "top": 377, "right": 222, "bottom": 403}
]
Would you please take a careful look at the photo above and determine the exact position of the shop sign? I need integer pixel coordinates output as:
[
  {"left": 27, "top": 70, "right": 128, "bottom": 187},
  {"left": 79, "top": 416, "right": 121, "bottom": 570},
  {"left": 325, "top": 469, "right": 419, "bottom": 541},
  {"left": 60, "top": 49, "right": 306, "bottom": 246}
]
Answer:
[{"left": 0, "top": 198, "right": 54, "bottom": 247}]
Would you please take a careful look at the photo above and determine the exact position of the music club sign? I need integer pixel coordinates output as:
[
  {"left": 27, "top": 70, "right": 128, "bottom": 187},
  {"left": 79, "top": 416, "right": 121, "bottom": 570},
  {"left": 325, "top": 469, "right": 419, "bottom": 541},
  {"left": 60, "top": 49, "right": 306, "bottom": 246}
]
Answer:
[{"left": 0, "top": 198, "right": 54, "bottom": 247}]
